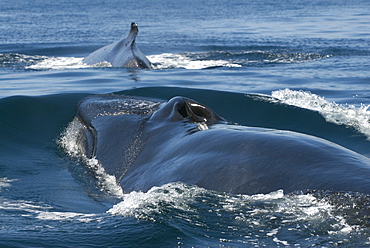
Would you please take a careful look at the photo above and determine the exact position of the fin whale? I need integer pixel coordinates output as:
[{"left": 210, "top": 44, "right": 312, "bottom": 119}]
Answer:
[
  {"left": 83, "top": 22, "right": 151, "bottom": 69},
  {"left": 70, "top": 94, "right": 370, "bottom": 195}
]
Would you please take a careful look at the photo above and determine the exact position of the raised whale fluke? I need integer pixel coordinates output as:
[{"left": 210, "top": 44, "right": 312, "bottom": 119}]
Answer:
[{"left": 83, "top": 22, "right": 151, "bottom": 69}]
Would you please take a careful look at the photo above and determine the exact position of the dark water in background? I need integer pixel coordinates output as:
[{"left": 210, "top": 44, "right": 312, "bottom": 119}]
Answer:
[{"left": 1, "top": 0, "right": 370, "bottom": 247}]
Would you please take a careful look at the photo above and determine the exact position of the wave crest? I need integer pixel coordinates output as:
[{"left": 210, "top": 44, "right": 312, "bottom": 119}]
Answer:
[{"left": 272, "top": 89, "right": 370, "bottom": 139}]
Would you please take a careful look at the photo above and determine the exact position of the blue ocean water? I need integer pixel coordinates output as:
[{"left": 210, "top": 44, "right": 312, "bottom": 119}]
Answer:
[{"left": 1, "top": 0, "right": 370, "bottom": 247}]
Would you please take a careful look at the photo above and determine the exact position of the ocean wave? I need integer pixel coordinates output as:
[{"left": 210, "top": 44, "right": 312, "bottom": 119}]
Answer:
[{"left": 272, "top": 89, "right": 370, "bottom": 139}]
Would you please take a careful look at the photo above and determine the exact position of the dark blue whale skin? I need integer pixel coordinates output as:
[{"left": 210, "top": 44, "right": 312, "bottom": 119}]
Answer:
[{"left": 74, "top": 94, "right": 370, "bottom": 195}]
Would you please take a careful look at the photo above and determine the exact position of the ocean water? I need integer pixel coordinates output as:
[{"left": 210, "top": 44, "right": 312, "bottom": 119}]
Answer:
[{"left": 1, "top": 0, "right": 370, "bottom": 247}]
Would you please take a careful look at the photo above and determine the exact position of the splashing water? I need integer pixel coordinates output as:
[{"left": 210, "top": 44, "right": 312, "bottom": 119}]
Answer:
[
  {"left": 272, "top": 89, "right": 370, "bottom": 139},
  {"left": 58, "top": 118, "right": 124, "bottom": 198}
]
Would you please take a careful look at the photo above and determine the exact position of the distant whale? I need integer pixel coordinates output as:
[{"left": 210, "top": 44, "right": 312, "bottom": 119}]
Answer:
[
  {"left": 83, "top": 22, "right": 151, "bottom": 69},
  {"left": 72, "top": 94, "right": 370, "bottom": 195}
]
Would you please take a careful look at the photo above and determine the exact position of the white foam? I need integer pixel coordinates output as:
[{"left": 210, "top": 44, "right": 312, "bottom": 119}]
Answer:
[
  {"left": 0, "top": 197, "right": 101, "bottom": 223},
  {"left": 264, "top": 52, "right": 331, "bottom": 64},
  {"left": 58, "top": 118, "right": 86, "bottom": 157},
  {"left": 266, "top": 228, "right": 279, "bottom": 236},
  {"left": 328, "top": 215, "right": 354, "bottom": 235},
  {"left": 148, "top": 53, "right": 242, "bottom": 70},
  {"left": 0, "top": 199, "right": 52, "bottom": 212},
  {"left": 36, "top": 211, "right": 99, "bottom": 222},
  {"left": 272, "top": 89, "right": 370, "bottom": 139},
  {"left": 248, "top": 189, "right": 285, "bottom": 201},
  {"left": 58, "top": 118, "right": 124, "bottom": 198},
  {"left": 107, "top": 182, "right": 357, "bottom": 243},
  {"left": 26, "top": 56, "right": 85, "bottom": 70},
  {"left": 107, "top": 182, "right": 204, "bottom": 219},
  {"left": 85, "top": 157, "right": 125, "bottom": 197},
  {"left": 107, "top": 186, "right": 327, "bottom": 221},
  {"left": 0, "top": 177, "right": 17, "bottom": 190},
  {"left": 273, "top": 237, "right": 290, "bottom": 246},
  {"left": 25, "top": 52, "right": 242, "bottom": 70}
]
